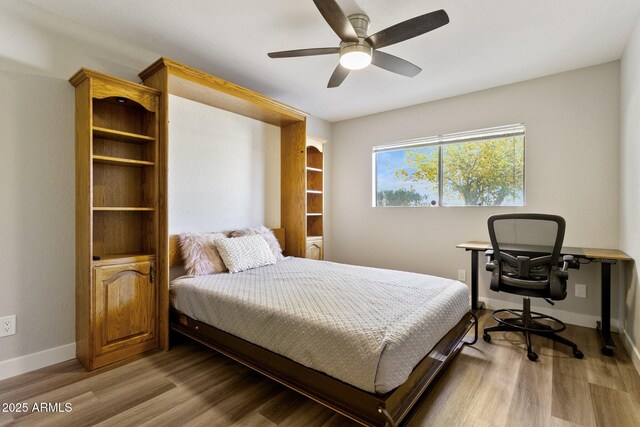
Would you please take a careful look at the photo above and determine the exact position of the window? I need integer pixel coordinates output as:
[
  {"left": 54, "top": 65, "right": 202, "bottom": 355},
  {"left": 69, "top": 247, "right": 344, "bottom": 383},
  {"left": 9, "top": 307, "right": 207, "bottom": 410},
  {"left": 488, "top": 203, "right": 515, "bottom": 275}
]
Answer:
[{"left": 373, "top": 124, "right": 525, "bottom": 207}]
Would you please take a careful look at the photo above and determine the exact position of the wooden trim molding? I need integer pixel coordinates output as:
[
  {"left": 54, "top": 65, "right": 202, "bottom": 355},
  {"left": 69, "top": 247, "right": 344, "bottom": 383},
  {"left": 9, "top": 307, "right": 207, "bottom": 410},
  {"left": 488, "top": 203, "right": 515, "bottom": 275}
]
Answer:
[
  {"left": 138, "top": 57, "right": 308, "bottom": 126},
  {"left": 70, "top": 68, "right": 160, "bottom": 95}
]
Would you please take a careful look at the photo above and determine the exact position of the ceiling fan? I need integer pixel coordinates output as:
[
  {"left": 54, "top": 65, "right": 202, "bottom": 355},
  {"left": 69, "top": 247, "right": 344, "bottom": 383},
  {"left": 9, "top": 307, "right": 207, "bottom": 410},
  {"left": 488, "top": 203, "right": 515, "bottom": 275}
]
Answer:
[{"left": 268, "top": 0, "right": 449, "bottom": 88}]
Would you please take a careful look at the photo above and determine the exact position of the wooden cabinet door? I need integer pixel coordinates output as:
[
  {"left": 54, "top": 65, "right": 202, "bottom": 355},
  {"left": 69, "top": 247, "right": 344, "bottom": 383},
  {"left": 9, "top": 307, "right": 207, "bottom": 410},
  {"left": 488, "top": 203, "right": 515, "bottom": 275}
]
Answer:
[
  {"left": 306, "top": 238, "right": 323, "bottom": 260},
  {"left": 93, "top": 262, "right": 155, "bottom": 356}
]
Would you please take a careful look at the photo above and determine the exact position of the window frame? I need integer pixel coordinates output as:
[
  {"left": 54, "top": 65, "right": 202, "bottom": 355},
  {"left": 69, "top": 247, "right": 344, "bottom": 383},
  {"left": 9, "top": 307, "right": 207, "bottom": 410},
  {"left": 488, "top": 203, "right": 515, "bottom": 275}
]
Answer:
[{"left": 372, "top": 124, "right": 526, "bottom": 208}]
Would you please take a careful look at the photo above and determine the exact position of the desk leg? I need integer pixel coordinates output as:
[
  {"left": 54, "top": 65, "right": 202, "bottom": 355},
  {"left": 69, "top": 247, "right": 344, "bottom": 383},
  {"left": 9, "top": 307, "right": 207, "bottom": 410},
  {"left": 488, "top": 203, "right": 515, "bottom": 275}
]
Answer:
[
  {"left": 596, "top": 261, "right": 616, "bottom": 356},
  {"left": 470, "top": 251, "right": 484, "bottom": 312}
]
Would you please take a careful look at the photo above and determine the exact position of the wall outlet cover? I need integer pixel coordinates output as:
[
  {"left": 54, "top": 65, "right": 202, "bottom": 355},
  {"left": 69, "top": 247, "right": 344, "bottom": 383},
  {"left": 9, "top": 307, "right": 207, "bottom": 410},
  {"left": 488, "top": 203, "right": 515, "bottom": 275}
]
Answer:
[
  {"left": 0, "top": 315, "right": 16, "bottom": 337},
  {"left": 458, "top": 269, "right": 466, "bottom": 282},
  {"left": 575, "top": 284, "right": 587, "bottom": 298}
]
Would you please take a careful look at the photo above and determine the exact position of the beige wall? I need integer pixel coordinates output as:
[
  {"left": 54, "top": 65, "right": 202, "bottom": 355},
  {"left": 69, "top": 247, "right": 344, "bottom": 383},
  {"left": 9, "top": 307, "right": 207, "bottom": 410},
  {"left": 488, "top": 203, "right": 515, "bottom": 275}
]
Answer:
[
  {"left": 620, "top": 13, "right": 640, "bottom": 354},
  {"left": 0, "top": 0, "right": 158, "bottom": 364},
  {"left": 168, "top": 94, "right": 281, "bottom": 233},
  {"left": 328, "top": 62, "right": 621, "bottom": 326}
]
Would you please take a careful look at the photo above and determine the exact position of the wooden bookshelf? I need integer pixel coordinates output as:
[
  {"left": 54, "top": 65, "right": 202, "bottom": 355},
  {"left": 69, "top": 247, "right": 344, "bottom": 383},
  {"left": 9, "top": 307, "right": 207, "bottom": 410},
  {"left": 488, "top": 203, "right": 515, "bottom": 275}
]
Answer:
[
  {"left": 305, "top": 137, "right": 325, "bottom": 259},
  {"left": 70, "top": 68, "right": 161, "bottom": 370}
]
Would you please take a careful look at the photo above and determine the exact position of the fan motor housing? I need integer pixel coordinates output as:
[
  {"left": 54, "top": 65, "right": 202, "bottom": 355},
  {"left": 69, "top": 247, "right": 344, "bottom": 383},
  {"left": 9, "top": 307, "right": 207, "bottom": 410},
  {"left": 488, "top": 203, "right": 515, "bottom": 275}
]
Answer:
[{"left": 348, "top": 13, "right": 370, "bottom": 38}]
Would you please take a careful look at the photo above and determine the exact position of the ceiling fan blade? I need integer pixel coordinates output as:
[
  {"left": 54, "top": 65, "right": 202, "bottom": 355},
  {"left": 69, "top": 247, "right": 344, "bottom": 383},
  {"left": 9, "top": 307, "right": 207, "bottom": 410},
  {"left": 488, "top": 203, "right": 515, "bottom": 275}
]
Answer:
[
  {"left": 268, "top": 47, "right": 340, "bottom": 58},
  {"left": 313, "top": 0, "right": 359, "bottom": 42},
  {"left": 371, "top": 50, "right": 422, "bottom": 77},
  {"left": 366, "top": 9, "right": 449, "bottom": 49},
  {"left": 327, "top": 64, "right": 350, "bottom": 88}
]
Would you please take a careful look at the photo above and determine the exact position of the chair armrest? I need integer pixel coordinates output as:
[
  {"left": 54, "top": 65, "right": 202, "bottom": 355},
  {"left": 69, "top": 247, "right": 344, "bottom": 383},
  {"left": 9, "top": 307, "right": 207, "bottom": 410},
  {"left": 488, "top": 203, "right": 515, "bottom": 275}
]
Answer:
[{"left": 486, "top": 250, "right": 497, "bottom": 272}]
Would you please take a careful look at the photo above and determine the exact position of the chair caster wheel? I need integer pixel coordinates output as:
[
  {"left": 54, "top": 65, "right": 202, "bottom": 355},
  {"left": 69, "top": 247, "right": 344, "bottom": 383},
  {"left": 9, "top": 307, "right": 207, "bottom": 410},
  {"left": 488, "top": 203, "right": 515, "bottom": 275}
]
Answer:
[
  {"left": 573, "top": 349, "right": 584, "bottom": 359},
  {"left": 527, "top": 351, "right": 538, "bottom": 362},
  {"left": 483, "top": 333, "right": 491, "bottom": 343}
]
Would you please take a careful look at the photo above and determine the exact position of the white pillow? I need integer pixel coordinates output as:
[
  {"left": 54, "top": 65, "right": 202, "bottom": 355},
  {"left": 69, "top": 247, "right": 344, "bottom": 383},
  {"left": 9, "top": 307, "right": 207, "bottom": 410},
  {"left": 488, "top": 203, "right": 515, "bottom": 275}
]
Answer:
[
  {"left": 215, "top": 235, "right": 276, "bottom": 273},
  {"left": 230, "top": 226, "right": 284, "bottom": 260}
]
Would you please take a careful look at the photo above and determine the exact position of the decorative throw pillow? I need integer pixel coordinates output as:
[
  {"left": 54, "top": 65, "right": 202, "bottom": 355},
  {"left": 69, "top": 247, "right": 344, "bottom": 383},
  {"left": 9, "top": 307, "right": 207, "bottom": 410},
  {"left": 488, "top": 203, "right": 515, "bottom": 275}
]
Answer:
[
  {"left": 231, "top": 225, "right": 284, "bottom": 260},
  {"left": 215, "top": 235, "right": 276, "bottom": 273},
  {"left": 178, "top": 232, "right": 228, "bottom": 276}
]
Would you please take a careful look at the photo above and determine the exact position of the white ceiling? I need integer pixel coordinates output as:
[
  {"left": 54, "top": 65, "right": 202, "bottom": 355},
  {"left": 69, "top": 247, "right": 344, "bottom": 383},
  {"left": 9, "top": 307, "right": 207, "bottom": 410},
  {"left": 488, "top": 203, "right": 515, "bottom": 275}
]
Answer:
[{"left": 25, "top": 0, "right": 640, "bottom": 122}]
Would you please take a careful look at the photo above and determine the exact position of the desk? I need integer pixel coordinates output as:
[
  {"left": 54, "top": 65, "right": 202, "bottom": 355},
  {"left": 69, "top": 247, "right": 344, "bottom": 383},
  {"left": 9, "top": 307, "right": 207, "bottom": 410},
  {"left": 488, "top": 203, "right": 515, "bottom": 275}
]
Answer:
[{"left": 457, "top": 241, "right": 632, "bottom": 356}]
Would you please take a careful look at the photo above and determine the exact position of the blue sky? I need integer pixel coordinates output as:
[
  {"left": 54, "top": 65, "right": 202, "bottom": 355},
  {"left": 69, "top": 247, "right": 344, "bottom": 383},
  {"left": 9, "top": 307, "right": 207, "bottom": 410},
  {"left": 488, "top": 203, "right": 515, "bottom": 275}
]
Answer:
[{"left": 375, "top": 147, "right": 438, "bottom": 199}]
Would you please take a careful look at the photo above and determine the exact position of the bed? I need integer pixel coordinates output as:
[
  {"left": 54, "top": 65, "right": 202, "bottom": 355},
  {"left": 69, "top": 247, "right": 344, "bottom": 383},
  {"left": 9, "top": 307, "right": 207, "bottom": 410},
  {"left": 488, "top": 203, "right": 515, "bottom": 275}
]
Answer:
[{"left": 168, "top": 231, "right": 477, "bottom": 426}]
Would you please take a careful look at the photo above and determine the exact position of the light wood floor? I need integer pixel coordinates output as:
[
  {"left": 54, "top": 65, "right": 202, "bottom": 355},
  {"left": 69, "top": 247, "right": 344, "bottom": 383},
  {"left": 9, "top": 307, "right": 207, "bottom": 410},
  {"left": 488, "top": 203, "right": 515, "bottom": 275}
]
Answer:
[{"left": 1, "top": 312, "right": 640, "bottom": 427}]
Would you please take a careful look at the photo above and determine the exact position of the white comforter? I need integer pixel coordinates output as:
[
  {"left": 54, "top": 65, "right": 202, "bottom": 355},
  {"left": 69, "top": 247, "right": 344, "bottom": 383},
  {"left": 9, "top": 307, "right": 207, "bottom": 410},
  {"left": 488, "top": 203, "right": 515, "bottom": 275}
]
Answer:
[{"left": 170, "top": 257, "right": 469, "bottom": 393}]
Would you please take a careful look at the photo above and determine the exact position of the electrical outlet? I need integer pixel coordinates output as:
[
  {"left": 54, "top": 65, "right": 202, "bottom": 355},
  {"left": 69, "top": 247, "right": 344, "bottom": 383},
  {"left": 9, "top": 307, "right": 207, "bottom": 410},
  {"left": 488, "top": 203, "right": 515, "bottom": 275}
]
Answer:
[
  {"left": 575, "top": 284, "right": 587, "bottom": 298},
  {"left": 0, "top": 315, "right": 16, "bottom": 337},
  {"left": 457, "top": 269, "right": 466, "bottom": 282}
]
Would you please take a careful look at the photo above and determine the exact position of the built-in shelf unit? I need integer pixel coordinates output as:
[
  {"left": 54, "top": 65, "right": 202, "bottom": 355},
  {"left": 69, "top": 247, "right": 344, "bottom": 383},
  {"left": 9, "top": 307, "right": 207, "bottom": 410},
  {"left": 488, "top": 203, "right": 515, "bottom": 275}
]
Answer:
[
  {"left": 305, "top": 137, "right": 325, "bottom": 260},
  {"left": 70, "top": 69, "right": 162, "bottom": 370}
]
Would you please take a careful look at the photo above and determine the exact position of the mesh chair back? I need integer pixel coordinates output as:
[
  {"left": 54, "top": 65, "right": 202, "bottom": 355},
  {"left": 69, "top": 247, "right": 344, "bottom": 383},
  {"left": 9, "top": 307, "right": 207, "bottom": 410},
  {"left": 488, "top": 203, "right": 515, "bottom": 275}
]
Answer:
[{"left": 487, "top": 213, "right": 566, "bottom": 298}]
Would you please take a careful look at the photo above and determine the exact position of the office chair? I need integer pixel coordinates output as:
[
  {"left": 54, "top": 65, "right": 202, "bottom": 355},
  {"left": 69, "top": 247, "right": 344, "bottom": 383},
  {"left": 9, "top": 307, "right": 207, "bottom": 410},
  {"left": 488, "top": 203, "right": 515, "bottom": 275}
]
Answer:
[{"left": 482, "top": 213, "right": 584, "bottom": 361}]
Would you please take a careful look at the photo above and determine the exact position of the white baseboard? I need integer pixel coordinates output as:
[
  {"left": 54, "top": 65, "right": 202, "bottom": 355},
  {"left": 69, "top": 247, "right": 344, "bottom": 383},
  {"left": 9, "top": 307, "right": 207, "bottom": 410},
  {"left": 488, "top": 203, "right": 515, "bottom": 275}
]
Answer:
[
  {"left": 618, "top": 321, "right": 640, "bottom": 375},
  {"left": 0, "top": 343, "right": 75, "bottom": 381},
  {"left": 479, "top": 297, "right": 618, "bottom": 331}
]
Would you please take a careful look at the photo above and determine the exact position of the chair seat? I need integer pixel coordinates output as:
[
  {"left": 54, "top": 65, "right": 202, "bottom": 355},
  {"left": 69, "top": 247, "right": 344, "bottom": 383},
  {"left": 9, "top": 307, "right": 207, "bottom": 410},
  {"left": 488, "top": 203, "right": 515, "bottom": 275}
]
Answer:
[{"left": 501, "top": 275, "right": 549, "bottom": 289}]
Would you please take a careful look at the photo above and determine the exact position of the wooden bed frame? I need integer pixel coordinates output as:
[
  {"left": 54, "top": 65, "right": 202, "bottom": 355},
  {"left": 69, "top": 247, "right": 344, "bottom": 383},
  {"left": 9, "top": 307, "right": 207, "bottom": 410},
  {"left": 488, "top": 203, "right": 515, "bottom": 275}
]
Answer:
[{"left": 168, "top": 230, "right": 478, "bottom": 426}]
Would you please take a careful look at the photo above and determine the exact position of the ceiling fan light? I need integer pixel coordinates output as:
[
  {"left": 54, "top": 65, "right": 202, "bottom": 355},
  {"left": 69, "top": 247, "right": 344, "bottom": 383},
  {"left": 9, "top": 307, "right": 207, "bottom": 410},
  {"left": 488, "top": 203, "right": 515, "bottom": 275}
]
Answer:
[{"left": 339, "top": 44, "right": 372, "bottom": 70}]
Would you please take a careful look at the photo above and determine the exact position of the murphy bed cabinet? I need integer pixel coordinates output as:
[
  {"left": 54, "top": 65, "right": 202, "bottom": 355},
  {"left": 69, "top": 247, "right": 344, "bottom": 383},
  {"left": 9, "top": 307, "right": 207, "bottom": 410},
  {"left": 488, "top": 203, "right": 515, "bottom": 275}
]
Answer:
[
  {"left": 138, "top": 57, "right": 309, "bottom": 350},
  {"left": 70, "top": 69, "right": 161, "bottom": 370},
  {"left": 306, "top": 137, "right": 325, "bottom": 260}
]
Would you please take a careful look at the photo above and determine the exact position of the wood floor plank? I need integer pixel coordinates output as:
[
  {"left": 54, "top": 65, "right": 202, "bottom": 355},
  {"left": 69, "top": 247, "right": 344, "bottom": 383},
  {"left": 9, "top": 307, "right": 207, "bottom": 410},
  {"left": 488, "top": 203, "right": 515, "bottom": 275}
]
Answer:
[
  {"left": 0, "top": 312, "right": 639, "bottom": 427},
  {"left": 276, "top": 398, "right": 338, "bottom": 427},
  {"left": 194, "top": 373, "right": 281, "bottom": 426},
  {"left": 256, "top": 389, "right": 308, "bottom": 424},
  {"left": 504, "top": 334, "right": 554, "bottom": 427},
  {"left": 92, "top": 387, "right": 199, "bottom": 427},
  {"left": 230, "top": 412, "right": 277, "bottom": 427},
  {"left": 551, "top": 326, "right": 596, "bottom": 427},
  {"left": 579, "top": 327, "right": 628, "bottom": 392},
  {"left": 464, "top": 315, "right": 523, "bottom": 426},
  {"left": 613, "top": 334, "right": 640, "bottom": 403},
  {"left": 0, "top": 413, "right": 14, "bottom": 427},
  {"left": 405, "top": 351, "right": 487, "bottom": 426},
  {"left": 321, "top": 413, "right": 360, "bottom": 427},
  {"left": 551, "top": 416, "right": 584, "bottom": 427},
  {"left": 137, "top": 366, "right": 266, "bottom": 426},
  {"left": 589, "top": 383, "right": 640, "bottom": 427}
]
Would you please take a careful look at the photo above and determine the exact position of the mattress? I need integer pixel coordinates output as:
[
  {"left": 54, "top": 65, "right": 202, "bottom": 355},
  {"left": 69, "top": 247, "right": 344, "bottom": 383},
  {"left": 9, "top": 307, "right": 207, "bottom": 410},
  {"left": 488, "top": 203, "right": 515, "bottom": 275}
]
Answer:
[{"left": 170, "top": 257, "right": 469, "bottom": 393}]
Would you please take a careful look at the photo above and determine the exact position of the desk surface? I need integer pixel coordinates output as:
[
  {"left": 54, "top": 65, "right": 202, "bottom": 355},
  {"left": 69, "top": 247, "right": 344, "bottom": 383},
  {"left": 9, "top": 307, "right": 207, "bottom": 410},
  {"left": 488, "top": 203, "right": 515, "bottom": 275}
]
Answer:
[{"left": 456, "top": 241, "right": 633, "bottom": 261}]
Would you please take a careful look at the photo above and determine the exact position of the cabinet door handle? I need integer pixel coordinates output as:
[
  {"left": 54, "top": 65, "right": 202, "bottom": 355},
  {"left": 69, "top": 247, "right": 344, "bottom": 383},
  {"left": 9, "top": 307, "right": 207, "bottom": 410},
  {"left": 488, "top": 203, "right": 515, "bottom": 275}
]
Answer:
[{"left": 150, "top": 264, "right": 155, "bottom": 284}]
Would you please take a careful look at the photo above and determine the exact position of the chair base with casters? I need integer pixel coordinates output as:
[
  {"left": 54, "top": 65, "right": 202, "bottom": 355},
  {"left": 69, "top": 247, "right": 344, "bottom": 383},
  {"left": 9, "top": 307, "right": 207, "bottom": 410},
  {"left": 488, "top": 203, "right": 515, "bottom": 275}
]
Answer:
[{"left": 482, "top": 297, "right": 584, "bottom": 361}]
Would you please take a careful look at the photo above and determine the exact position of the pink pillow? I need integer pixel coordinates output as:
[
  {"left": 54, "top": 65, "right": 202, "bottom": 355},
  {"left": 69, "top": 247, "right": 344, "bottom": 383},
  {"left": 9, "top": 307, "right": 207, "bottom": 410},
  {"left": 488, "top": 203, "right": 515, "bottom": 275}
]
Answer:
[
  {"left": 178, "top": 232, "right": 228, "bottom": 275},
  {"left": 231, "top": 226, "right": 284, "bottom": 260}
]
